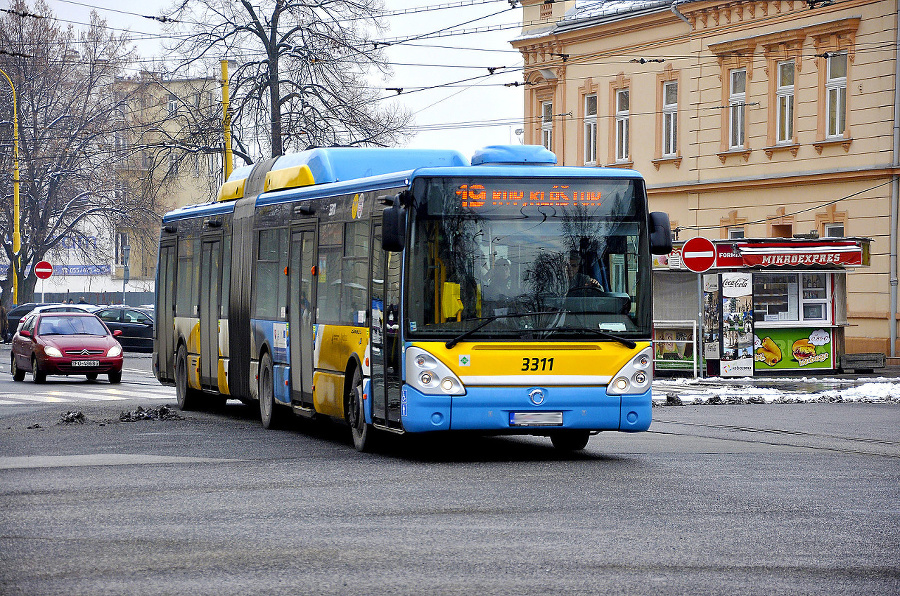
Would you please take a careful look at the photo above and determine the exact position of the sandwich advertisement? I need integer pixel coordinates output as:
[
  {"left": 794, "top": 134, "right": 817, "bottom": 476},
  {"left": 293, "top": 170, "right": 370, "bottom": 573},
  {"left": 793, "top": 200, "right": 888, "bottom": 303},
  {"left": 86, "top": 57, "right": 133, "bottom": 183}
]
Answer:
[{"left": 754, "top": 328, "right": 834, "bottom": 370}]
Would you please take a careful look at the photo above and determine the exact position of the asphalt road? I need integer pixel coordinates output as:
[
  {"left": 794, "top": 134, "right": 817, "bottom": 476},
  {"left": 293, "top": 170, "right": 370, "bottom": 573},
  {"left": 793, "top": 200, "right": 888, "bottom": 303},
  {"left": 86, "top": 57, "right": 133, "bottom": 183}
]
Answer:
[{"left": 0, "top": 354, "right": 898, "bottom": 595}]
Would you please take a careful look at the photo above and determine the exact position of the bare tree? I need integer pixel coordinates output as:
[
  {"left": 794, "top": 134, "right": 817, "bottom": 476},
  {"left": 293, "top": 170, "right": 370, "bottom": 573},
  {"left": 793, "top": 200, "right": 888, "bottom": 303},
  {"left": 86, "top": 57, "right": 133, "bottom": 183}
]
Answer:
[
  {"left": 0, "top": 0, "right": 140, "bottom": 305},
  {"left": 163, "top": 0, "right": 412, "bottom": 162}
]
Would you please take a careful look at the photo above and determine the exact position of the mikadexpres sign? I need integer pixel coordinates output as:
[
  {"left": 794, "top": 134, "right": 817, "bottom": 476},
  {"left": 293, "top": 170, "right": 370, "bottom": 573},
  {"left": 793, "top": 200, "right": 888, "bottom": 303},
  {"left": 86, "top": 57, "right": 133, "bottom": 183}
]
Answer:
[{"left": 657, "top": 239, "right": 866, "bottom": 270}]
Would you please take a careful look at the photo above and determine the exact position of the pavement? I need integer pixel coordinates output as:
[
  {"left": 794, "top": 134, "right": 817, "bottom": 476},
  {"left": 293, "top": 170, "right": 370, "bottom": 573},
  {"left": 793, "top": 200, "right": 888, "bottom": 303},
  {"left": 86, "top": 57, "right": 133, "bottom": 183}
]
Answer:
[{"left": 653, "top": 363, "right": 900, "bottom": 405}]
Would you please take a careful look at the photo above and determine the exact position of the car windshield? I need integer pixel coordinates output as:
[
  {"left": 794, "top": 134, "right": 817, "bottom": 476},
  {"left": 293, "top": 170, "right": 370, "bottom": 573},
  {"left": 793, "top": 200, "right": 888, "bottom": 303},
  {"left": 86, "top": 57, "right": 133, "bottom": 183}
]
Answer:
[
  {"left": 406, "top": 176, "right": 652, "bottom": 341},
  {"left": 38, "top": 315, "right": 108, "bottom": 336}
]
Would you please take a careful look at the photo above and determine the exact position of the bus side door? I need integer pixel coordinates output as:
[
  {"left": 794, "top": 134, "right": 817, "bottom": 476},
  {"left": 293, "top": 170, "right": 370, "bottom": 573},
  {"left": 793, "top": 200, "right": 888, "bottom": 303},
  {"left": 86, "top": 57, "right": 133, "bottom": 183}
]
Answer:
[
  {"left": 289, "top": 225, "right": 317, "bottom": 409},
  {"left": 371, "top": 223, "right": 403, "bottom": 428},
  {"left": 156, "top": 240, "right": 177, "bottom": 382},
  {"left": 199, "top": 237, "right": 223, "bottom": 389}
]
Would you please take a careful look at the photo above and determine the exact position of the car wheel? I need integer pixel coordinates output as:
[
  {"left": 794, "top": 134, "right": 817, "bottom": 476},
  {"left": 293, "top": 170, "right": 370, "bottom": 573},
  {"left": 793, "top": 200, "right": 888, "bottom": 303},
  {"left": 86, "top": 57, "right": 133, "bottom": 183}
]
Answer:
[
  {"left": 550, "top": 430, "right": 591, "bottom": 451},
  {"left": 259, "top": 352, "right": 287, "bottom": 429},
  {"left": 108, "top": 370, "right": 122, "bottom": 384},
  {"left": 10, "top": 353, "right": 24, "bottom": 382},
  {"left": 32, "top": 356, "right": 46, "bottom": 384},
  {"left": 175, "top": 344, "right": 200, "bottom": 410},
  {"left": 85, "top": 372, "right": 98, "bottom": 381},
  {"left": 347, "top": 367, "right": 371, "bottom": 452}
]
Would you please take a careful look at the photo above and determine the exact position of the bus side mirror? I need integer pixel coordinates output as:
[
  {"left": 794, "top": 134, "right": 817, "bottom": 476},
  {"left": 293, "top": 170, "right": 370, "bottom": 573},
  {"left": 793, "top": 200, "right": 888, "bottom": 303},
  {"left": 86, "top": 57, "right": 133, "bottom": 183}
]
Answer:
[
  {"left": 649, "top": 212, "right": 673, "bottom": 255},
  {"left": 382, "top": 204, "right": 406, "bottom": 252}
]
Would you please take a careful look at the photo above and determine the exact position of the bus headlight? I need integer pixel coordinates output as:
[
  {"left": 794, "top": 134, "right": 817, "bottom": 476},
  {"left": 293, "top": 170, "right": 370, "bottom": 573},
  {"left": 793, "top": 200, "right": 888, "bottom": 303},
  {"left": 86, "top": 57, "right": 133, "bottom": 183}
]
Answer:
[
  {"left": 406, "top": 347, "right": 466, "bottom": 396},
  {"left": 608, "top": 347, "right": 653, "bottom": 396}
]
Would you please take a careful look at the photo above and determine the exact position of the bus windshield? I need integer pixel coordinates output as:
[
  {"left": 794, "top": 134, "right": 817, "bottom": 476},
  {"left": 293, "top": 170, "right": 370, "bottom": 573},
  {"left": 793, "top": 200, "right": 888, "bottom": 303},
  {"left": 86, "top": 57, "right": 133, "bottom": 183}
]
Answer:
[{"left": 407, "top": 176, "right": 653, "bottom": 342}]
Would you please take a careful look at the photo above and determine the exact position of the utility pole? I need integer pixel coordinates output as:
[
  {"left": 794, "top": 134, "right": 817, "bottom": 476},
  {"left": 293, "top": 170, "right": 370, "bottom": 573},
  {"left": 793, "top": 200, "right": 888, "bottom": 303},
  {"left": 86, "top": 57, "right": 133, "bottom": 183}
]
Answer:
[
  {"left": 221, "top": 59, "right": 234, "bottom": 181},
  {"left": 0, "top": 68, "right": 21, "bottom": 304}
]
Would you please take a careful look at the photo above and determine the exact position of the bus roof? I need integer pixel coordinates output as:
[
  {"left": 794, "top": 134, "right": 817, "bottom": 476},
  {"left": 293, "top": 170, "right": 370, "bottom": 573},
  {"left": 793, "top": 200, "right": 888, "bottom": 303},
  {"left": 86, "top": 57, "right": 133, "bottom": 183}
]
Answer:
[{"left": 162, "top": 145, "right": 645, "bottom": 222}]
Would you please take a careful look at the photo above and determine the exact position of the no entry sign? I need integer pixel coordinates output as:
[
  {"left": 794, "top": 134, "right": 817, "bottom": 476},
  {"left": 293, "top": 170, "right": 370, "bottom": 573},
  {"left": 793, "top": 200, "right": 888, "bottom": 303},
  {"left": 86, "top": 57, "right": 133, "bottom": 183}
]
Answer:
[
  {"left": 34, "top": 260, "right": 53, "bottom": 280},
  {"left": 681, "top": 237, "right": 716, "bottom": 273}
]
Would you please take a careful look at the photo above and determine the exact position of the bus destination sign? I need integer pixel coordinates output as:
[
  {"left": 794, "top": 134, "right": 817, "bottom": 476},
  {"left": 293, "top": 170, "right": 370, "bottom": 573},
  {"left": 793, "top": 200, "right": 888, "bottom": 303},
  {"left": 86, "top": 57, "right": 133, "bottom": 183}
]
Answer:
[{"left": 456, "top": 183, "right": 603, "bottom": 209}]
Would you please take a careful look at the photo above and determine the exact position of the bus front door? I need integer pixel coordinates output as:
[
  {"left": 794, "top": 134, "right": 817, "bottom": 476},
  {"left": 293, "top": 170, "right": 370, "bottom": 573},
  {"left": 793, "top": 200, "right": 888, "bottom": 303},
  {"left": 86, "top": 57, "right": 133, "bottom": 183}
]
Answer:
[
  {"left": 289, "top": 227, "right": 317, "bottom": 410},
  {"left": 371, "top": 225, "right": 402, "bottom": 429},
  {"left": 156, "top": 241, "right": 177, "bottom": 382},
  {"left": 199, "top": 238, "right": 222, "bottom": 388}
]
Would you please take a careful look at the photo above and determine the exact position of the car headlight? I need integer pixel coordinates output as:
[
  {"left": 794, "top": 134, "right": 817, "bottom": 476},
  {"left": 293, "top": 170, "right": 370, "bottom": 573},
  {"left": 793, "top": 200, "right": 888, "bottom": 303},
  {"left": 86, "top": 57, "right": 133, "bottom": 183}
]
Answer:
[
  {"left": 607, "top": 347, "right": 653, "bottom": 395},
  {"left": 44, "top": 346, "right": 63, "bottom": 358},
  {"left": 107, "top": 344, "right": 122, "bottom": 358},
  {"left": 405, "top": 347, "right": 465, "bottom": 396}
]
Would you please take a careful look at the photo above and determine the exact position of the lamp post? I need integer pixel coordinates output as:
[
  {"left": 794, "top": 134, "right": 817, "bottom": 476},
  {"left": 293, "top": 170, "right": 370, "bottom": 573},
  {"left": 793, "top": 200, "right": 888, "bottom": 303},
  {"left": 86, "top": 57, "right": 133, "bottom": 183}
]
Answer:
[
  {"left": 0, "top": 68, "right": 21, "bottom": 305},
  {"left": 220, "top": 59, "right": 235, "bottom": 181},
  {"left": 121, "top": 245, "right": 130, "bottom": 305}
]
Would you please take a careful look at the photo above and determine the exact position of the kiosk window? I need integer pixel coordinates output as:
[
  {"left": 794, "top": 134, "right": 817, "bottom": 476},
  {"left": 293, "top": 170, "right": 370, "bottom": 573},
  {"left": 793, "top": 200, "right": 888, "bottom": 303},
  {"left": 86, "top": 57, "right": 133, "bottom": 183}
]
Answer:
[{"left": 753, "top": 272, "right": 830, "bottom": 324}]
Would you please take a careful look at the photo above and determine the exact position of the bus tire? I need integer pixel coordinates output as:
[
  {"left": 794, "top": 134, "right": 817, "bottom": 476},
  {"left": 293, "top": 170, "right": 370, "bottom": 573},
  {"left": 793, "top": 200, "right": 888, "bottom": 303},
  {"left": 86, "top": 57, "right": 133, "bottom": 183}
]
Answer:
[
  {"left": 176, "top": 344, "right": 200, "bottom": 411},
  {"left": 259, "top": 352, "right": 287, "bottom": 429},
  {"left": 550, "top": 430, "right": 591, "bottom": 451},
  {"left": 347, "top": 367, "right": 371, "bottom": 452}
]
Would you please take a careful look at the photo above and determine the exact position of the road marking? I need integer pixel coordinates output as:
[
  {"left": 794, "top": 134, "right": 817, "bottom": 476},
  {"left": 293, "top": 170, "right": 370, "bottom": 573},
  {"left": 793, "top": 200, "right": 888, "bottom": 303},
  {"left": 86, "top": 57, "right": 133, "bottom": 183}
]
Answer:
[
  {"left": 0, "top": 454, "right": 241, "bottom": 469},
  {"left": 0, "top": 384, "right": 175, "bottom": 405}
]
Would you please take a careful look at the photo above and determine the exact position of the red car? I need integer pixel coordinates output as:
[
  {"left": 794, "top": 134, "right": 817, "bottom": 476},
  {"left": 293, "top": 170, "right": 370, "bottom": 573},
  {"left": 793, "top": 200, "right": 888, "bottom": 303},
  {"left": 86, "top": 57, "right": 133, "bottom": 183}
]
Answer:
[{"left": 10, "top": 312, "right": 124, "bottom": 383}]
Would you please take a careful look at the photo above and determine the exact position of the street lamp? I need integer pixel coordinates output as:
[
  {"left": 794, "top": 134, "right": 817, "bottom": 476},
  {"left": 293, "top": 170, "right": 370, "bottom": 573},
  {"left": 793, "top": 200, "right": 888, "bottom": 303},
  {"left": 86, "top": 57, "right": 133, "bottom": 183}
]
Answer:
[
  {"left": 121, "top": 244, "right": 130, "bottom": 305},
  {"left": 0, "top": 68, "right": 21, "bottom": 305}
]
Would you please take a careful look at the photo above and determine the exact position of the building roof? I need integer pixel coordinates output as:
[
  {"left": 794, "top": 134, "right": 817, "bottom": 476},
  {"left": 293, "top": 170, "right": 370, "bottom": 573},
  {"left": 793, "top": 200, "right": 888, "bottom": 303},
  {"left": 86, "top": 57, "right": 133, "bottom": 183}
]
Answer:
[{"left": 516, "top": 0, "right": 686, "bottom": 41}]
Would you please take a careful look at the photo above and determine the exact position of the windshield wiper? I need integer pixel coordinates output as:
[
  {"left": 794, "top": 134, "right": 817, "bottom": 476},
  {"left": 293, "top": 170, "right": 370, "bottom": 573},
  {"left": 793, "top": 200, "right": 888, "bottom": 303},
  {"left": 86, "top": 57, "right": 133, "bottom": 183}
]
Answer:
[
  {"left": 444, "top": 311, "right": 561, "bottom": 349},
  {"left": 539, "top": 326, "right": 637, "bottom": 349}
]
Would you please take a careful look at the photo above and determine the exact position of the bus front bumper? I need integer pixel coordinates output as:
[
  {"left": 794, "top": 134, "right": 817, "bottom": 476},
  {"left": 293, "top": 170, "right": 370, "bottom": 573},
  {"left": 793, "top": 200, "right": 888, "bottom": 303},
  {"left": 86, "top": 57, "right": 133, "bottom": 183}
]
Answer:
[{"left": 399, "top": 385, "right": 651, "bottom": 434}]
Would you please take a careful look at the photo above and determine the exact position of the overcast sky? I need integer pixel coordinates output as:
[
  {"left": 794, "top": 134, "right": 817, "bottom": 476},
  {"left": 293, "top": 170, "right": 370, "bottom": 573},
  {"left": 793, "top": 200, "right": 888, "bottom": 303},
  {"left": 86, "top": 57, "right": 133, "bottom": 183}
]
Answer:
[{"left": 44, "top": 0, "right": 526, "bottom": 160}]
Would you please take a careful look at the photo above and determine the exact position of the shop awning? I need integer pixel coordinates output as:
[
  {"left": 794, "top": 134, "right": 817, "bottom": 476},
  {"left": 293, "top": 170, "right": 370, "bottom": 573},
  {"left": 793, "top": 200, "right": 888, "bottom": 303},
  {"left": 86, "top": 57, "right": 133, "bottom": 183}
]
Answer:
[{"left": 735, "top": 241, "right": 863, "bottom": 267}]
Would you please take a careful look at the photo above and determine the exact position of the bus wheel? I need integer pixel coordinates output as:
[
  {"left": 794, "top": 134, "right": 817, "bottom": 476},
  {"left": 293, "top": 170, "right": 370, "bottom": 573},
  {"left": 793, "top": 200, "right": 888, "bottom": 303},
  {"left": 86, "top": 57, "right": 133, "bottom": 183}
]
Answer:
[
  {"left": 550, "top": 430, "right": 591, "bottom": 451},
  {"left": 347, "top": 367, "right": 370, "bottom": 452},
  {"left": 176, "top": 345, "right": 199, "bottom": 411},
  {"left": 259, "top": 352, "right": 286, "bottom": 429}
]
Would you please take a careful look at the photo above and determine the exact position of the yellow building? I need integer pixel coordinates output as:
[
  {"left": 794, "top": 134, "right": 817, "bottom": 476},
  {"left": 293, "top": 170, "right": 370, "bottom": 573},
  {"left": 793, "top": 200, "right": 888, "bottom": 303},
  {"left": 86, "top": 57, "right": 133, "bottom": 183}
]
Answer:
[
  {"left": 513, "top": 0, "right": 899, "bottom": 357},
  {"left": 110, "top": 71, "right": 223, "bottom": 289}
]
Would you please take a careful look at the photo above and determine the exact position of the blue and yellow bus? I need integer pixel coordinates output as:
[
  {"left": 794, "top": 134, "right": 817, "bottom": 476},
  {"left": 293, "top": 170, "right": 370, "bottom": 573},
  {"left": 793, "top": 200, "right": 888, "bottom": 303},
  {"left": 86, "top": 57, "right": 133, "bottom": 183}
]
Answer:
[{"left": 154, "top": 145, "right": 671, "bottom": 451}]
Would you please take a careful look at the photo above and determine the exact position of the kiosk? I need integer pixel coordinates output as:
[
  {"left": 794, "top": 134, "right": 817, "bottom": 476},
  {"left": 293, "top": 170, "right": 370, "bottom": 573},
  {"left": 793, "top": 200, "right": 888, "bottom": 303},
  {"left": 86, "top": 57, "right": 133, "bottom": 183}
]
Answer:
[{"left": 653, "top": 237, "right": 871, "bottom": 376}]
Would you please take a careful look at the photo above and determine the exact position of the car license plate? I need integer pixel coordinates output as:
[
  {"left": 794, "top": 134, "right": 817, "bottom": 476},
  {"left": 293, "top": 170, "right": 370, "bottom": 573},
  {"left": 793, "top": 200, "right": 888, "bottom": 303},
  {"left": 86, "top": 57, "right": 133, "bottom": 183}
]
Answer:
[
  {"left": 72, "top": 360, "right": 100, "bottom": 367},
  {"left": 509, "top": 411, "right": 563, "bottom": 427}
]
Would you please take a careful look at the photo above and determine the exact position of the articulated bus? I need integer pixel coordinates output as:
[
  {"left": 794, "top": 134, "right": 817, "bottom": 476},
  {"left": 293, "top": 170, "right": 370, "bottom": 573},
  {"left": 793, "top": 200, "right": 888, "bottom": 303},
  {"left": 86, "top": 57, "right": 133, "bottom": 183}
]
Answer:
[{"left": 154, "top": 145, "right": 672, "bottom": 451}]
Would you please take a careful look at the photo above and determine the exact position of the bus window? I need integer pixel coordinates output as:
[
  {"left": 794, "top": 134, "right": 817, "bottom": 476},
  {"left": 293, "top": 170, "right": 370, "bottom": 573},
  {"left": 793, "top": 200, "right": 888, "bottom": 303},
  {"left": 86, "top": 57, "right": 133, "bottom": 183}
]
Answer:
[
  {"left": 341, "top": 221, "right": 370, "bottom": 325},
  {"left": 255, "top": 228, "right": 288, "bottom": 320},
  {"left": 176, "top": 237, "right": 199, "bottom": 317}
]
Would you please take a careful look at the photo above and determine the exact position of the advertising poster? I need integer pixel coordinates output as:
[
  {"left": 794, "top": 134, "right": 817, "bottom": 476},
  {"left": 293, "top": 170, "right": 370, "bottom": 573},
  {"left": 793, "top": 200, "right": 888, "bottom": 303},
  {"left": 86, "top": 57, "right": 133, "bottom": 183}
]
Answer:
[
  {"left": 702, "top": 274, "right": 720, "bottom": 360},
  {"left": 754, "top": 328, "right": 834, "bottom": 371},
  {"left": 653, "top": 326, "right": 696, "bottom": 371},
  {"left": 720, "top": 272, "right": 754, "bottom": 377}
]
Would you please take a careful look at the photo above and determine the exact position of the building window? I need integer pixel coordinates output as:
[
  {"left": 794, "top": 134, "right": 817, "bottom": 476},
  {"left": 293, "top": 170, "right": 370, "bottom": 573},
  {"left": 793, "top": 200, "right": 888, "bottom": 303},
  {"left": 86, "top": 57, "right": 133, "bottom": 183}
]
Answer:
[
  {"left": 168, "top": 93, "right": 178, "bottom": 116},
  {"left": 584, "top": 94, "right": 597, "bottom": 165},
  {"left": 541, "top": 101, "right": 553, "bottom": 150},
  {"left": 826, "top": 53, "right": 847, "bottom": 138},
  {"left": 776, "top": 61, "right": 794, "bottom": 144},
  {"left": 615, "top": 88, "right": 629, "bottom": 162},
  {"left": 728, "top": 227, "right": 745, "bottom": 240},
  {"left": 771, "top": 223, "right": 792, "bottom": 238},
  {"left": 662, "top": 81, "right": 677, "bottom": 157},
  {"left": 115, "top": 231, "right": 129, "bottom": 266},
  {"left": 823, "top": 222, "right": 844, "bottom": 238},
  {"left": 729, "top": 69, "right": 746, "bottom": 149}
]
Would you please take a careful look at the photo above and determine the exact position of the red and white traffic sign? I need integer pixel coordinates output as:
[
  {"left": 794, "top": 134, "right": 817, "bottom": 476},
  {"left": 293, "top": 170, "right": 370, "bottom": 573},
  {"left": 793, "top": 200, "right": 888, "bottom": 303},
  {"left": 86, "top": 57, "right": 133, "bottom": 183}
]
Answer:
[
  {"left": 681, "top": 237, "right": 716, "bottom": 273},
  {"left": 34, "top": 260, "right": 53, "bottom": 280}
]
